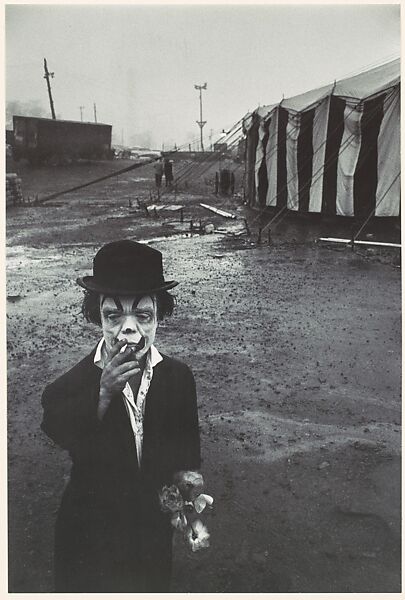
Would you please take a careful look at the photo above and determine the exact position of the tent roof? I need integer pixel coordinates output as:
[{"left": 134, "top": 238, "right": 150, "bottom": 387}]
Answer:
[
  {"left": 242, "top": 112, "right": 254, "bottom": 133},
  {"left": 333, "top": 58, "right": 400, "bottom": 99},
  {"left": 253, "top": 58, "right": 400, "bottom": 118},
  {"left": 256, "top": 103, "right": 279, "bottom": 118},
  {"left": 281, "top": 84, "right": 333, "bottom": 112}
]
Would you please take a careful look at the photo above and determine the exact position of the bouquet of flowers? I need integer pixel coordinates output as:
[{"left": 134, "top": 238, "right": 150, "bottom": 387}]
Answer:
[{"left": 158, "top": 470, "right": 214, "bottom": 552}]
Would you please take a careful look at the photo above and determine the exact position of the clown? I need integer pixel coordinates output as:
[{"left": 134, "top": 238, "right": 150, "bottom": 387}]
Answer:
[{"left": 41, "top": 240, "right": 201, "bottom": 592}]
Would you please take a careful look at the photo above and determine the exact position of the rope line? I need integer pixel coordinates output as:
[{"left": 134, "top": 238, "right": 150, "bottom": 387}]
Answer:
[
  {"left": 249, "top": 85, "right": 398, "bottom": 198},
  {"left": 245, "top": 87, "right": 399, "bottom": 233},
  {"left": 353, "top": 171, "right": 401, "bottom": 241},
  {"left": 34, "top": 120, "right": 243, "bottom": 204}
]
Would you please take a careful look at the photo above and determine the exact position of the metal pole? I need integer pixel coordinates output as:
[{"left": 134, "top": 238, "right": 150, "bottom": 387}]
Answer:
[
  {"left": 79, "top": 106, "right": 85, "bottom": 122},
  {"left": 199, "top": 88, "right": 203, "bottom": 151},
  {"left": 93, "top": 103, "right": 97, "bottom": 123},
  {"left": 194, "top": 83, "right": 207, "bottom": 152},
  {"left": 43, "top": 58, "right": 56, "bottom": 119}
]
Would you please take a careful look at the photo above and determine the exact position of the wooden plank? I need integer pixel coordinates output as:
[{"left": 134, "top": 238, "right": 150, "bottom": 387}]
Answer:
[
  {"left": 319, "top": 237, "right": 401, "bottom": 248},
  {"left": 199, "top": 203, "right": 237, "bottom": 219}
]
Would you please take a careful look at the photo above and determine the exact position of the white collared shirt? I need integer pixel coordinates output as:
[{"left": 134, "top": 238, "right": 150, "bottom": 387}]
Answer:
[{"left": 94, "top": 338, "right": 163, "bottom": 467}]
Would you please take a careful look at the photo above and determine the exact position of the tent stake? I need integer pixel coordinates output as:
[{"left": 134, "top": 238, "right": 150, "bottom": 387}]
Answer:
[{"left": 350, "top": 228, "right": 355, "bottom": 251}]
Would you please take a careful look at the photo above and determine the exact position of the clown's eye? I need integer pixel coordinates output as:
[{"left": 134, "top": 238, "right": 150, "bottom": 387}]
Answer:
[
  {"left": 136, "top": 312, "right": 153, "bottom": 323},
  {"left": 104, "top": 311, "right": 121, "bottom": 321}
]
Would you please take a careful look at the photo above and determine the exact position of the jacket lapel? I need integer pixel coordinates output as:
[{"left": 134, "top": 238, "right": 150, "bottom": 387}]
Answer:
[
  {"left": 141, "top": 359, "right": 168, "bottom": 473},
  {"left": 105, "top": 394, "right": 139, "bottom": 464}
]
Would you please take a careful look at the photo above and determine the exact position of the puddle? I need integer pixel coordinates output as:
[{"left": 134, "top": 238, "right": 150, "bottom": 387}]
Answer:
[
  {"left": 7, "top": 295, "right": 23, "bottom": 303},
  {"left": 207, "top": 409, "right": 400, "bottom": 463},
  {"left": 6, "top": 246, "right": 78, "bottom": 270}
]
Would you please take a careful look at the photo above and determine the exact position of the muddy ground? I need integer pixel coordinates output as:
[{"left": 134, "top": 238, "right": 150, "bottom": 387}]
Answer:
[{"left": 6, "top": 158, "right": 401, "bottom": 593}]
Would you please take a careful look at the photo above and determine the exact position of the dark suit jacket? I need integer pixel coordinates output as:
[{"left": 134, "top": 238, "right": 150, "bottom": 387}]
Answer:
[{"left": 41, "top": 347, "right": 201, "bottom": 593}]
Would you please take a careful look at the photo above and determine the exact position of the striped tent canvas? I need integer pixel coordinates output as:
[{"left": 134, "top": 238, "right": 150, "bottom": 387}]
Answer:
[{"left": 243, "top": 59, "right": 400, "bottom": 218}]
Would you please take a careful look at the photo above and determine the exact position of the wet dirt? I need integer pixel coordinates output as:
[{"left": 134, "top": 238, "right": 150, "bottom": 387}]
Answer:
[{"left": 6, "top": 159, "right": 401, "bottom": 592}]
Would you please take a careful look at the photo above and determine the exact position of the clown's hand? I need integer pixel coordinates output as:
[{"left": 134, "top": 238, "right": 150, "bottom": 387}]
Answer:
[{"left": 98, "top": 339, "right": 140, "bottom": 420}]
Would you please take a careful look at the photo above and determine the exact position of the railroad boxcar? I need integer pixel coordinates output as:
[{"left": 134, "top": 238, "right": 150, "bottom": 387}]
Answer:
[{"left": 12, "top": 115, "right": 112, "bottom": 164}]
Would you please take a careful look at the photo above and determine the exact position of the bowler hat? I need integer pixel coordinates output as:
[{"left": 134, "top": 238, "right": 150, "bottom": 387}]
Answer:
[{"left": 76, "top": 240, "right": 178, "bottom": 296}]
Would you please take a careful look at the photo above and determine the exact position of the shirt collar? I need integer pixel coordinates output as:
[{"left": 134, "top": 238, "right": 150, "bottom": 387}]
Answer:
[{"left": 94, "top": 338, "right": 163, "bottom": 370}]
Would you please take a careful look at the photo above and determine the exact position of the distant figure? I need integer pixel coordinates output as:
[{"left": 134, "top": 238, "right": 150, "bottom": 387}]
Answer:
[
  {"left": 154, "top": 159, "right": 163, "bottom": 188},
  {"left": 219, "top": 168, "right": 231, "bottom": 195},
  {"left": 164, "top": 159, "right": 174, "bottom": 187},
  {"left": 230, "top": 171, "right": 235, "bottom": 195}
]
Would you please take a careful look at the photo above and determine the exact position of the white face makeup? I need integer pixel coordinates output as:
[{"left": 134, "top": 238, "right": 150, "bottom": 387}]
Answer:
[{"left": 100, "top": 294, "right": 158, "bottom": 361}]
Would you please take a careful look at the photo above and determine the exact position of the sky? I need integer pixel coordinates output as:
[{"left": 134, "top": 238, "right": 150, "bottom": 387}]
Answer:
[{"left": 5, "top": 3, "right": 400, "bottom": 150}]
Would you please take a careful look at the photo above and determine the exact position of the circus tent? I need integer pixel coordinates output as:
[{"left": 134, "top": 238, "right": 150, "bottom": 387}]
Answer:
[{"left": 243, "top": 59, "right": 400, "bottom": 218}]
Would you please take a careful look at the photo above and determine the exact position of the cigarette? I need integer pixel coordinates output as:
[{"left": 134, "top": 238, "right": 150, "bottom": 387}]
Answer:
[{"left": 119, "top": 341, "right": 144, "bottom": 353}]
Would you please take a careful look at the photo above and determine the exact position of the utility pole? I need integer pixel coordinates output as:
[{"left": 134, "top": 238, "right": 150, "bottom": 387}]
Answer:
[
  {"left": 43, "top": 58, "right": 56, "bottom": 119},
  {"left": 93, "top": 103, "right": 97, "bottom": 123},
  {"left": 79, "top": 106, "right": 85, "bottom": 121},
  {"left": 194, "top": 82, "right": 207, "bottom": 151}
]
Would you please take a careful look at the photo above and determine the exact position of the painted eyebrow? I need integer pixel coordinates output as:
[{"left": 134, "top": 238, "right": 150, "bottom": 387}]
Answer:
[
  {"left": 132, "top": 296, "right": 154, "bottom": 311},
  {"left": 100, "top": 296, "right": 123, "bottom": 311},
  {"left": 113, "top": 297, "right": 124, "bottom": 311}
]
